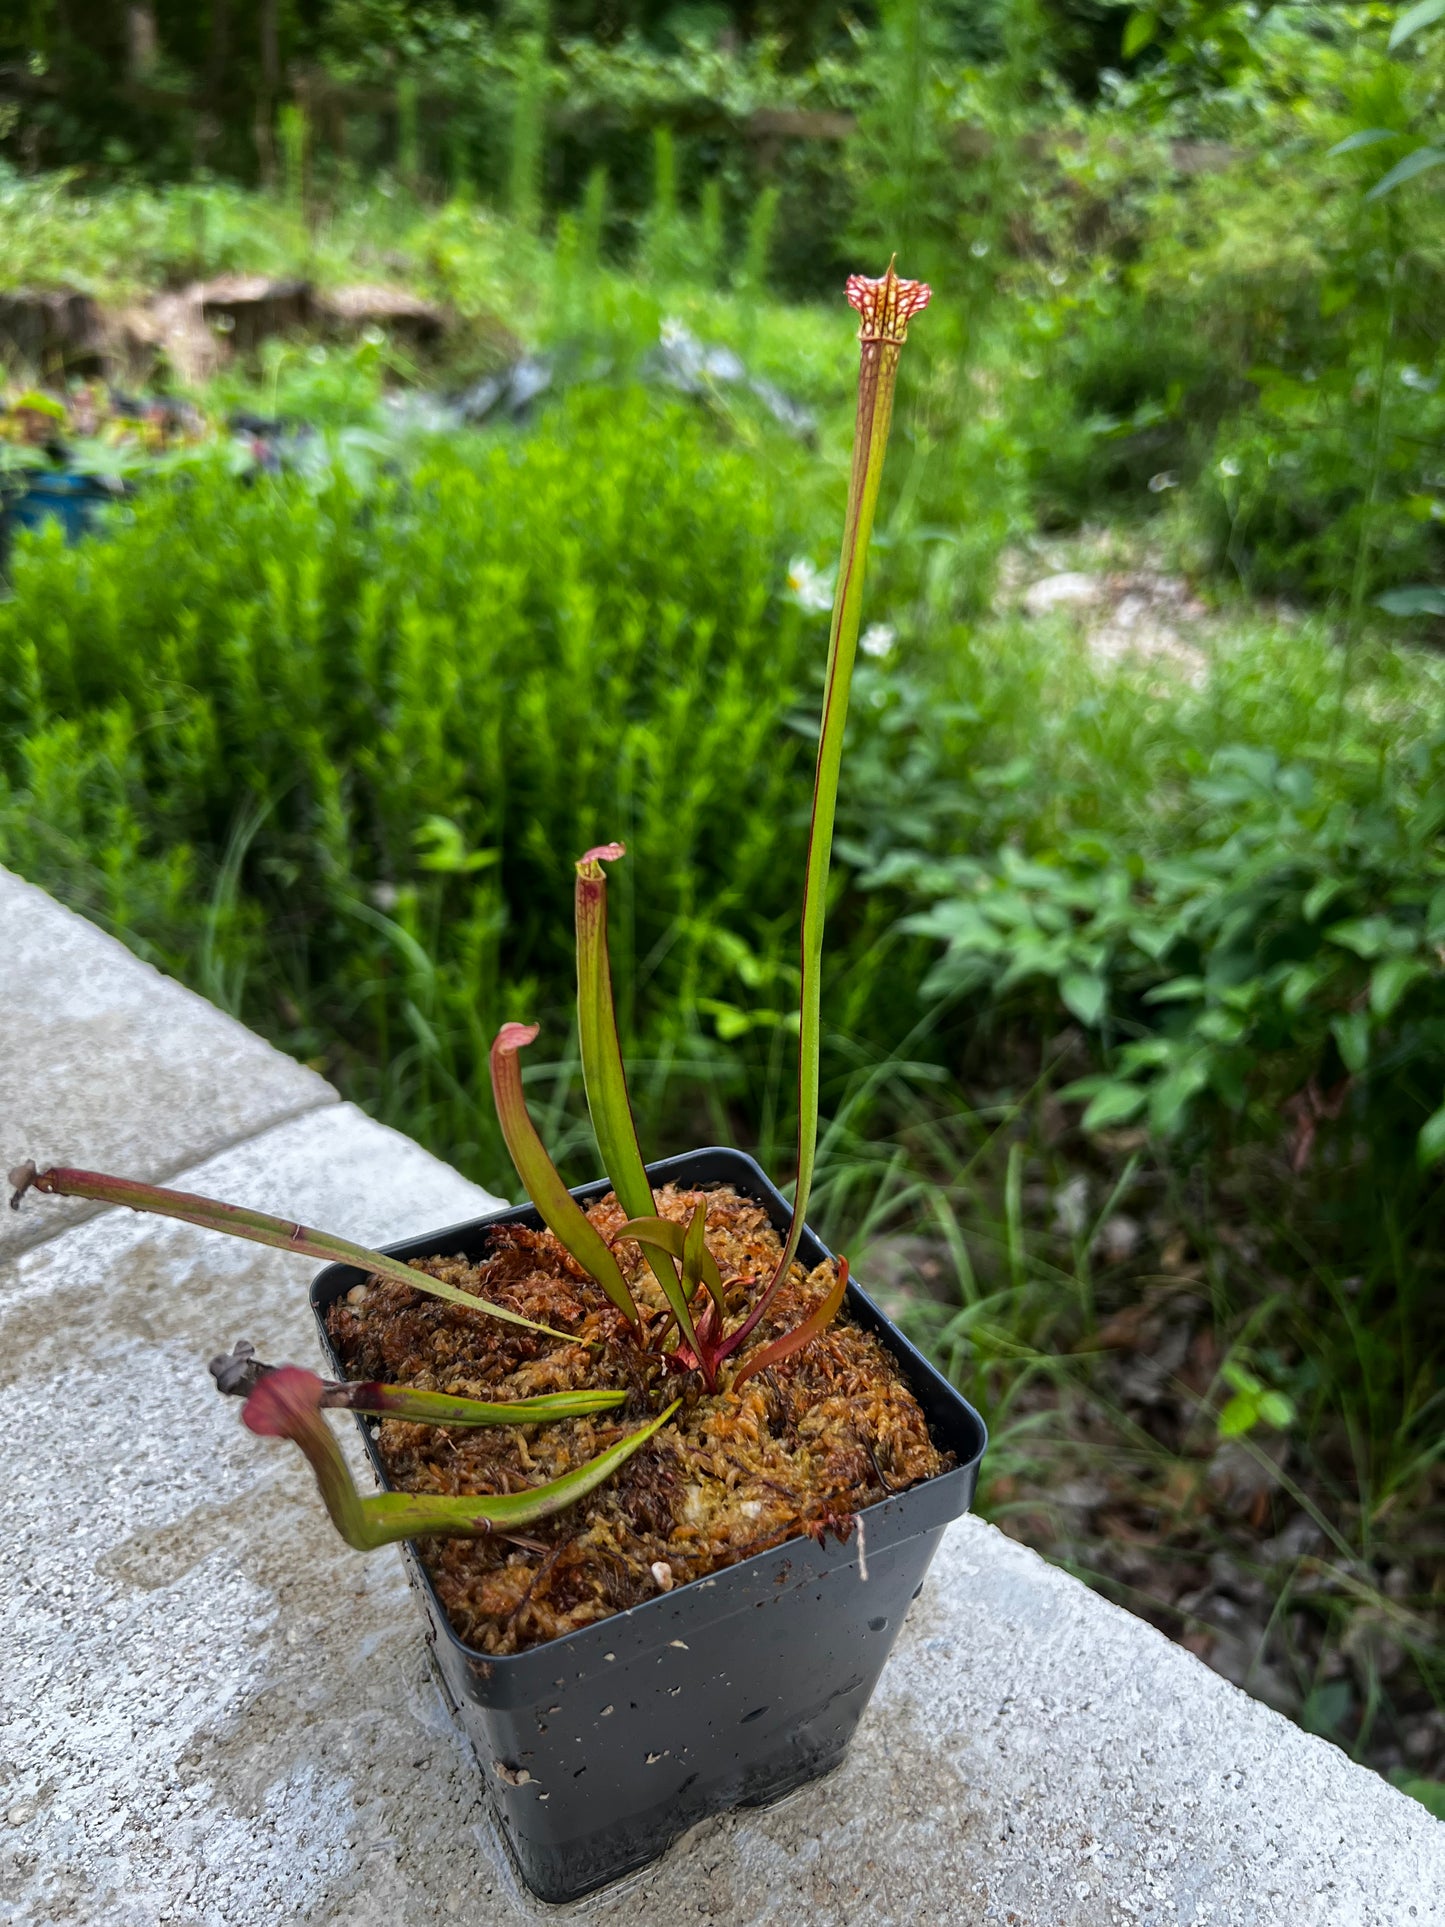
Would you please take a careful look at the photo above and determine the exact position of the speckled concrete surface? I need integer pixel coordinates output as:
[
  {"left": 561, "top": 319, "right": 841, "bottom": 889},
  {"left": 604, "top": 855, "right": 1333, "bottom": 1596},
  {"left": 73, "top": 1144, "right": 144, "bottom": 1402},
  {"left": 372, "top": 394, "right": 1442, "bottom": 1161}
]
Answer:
[
  {"left": 2, "top": 1103, "right": 1441, "bottom": 1927},
  {"left": 0, "top": 864, "right": 335, "bottom": 1259}
]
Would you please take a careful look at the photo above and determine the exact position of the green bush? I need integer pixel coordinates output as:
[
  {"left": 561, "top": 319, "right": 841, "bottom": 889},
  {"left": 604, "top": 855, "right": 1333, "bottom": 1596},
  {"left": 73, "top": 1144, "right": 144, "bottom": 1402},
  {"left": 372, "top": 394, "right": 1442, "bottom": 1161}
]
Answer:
[
  {"left": 1195, "top": 357, "right": 1445, "bottom": 604},
  {"left": 0, "top": 387, "right": 844, "bottom": 1170},
  {"left": 855, "top": 618, "right": 1445, "bottom": 1174}
]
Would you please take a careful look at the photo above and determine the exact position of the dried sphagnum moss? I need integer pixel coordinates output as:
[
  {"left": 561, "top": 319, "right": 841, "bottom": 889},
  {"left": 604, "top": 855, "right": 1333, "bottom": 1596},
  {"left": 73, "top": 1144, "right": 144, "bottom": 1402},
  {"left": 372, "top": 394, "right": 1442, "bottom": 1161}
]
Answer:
[{"left": 325, "top": 1183, "right": 950, "bottom": 1653}]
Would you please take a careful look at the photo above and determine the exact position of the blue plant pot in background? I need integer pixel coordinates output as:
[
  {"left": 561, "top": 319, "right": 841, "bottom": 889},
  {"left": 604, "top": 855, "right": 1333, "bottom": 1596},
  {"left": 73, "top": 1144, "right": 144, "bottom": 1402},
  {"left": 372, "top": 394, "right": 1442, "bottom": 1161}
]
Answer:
[{"left": 1, "top": 469, "right": 122, "bottom": 559}]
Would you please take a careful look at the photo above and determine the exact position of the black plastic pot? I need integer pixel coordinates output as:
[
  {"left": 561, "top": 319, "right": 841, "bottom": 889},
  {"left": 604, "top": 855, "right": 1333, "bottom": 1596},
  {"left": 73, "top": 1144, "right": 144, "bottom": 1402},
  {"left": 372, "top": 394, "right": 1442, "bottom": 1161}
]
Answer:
[{"left": 310, "top": 1146, "right": 986, "bottom": 1904}]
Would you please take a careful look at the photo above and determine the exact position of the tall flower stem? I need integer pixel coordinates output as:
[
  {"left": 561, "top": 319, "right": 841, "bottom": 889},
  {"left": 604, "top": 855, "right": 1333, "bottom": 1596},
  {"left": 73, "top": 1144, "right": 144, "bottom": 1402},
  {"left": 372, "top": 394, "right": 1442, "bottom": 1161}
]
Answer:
[{"left": 742, "top": 262, "right": 930, "bottom": 1339}]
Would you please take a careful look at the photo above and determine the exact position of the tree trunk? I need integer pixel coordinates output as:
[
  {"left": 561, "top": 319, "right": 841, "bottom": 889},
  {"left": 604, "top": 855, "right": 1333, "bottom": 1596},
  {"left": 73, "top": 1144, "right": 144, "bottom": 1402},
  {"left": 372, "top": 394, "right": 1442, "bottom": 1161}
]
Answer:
[
  {"left": 207, "top": 0, "right": 231, "bottom": 100},
  {"left": 255, "top": 0, "right": 280, "bottom": 183},
  {"left": 125, "top": 1, "right": 159, "bottom": 80}
]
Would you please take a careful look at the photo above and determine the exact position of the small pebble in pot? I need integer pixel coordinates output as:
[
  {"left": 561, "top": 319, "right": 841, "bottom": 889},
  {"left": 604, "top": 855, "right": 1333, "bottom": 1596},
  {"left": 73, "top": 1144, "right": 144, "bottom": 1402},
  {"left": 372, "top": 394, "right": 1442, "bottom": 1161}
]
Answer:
[
  {"left": 651, "top": 1561, "right": 674, "bottom": 1592},
  {"left": 346, "top": 1284, "right": 368, "bottom": 1306}
]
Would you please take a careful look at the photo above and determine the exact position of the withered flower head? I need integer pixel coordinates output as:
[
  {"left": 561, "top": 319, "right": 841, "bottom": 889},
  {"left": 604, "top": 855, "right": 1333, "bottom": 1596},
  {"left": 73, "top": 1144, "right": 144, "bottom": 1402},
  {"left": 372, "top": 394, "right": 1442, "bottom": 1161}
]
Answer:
[{"left": 846, "top": 259, "right": 932, "bottom": 346}]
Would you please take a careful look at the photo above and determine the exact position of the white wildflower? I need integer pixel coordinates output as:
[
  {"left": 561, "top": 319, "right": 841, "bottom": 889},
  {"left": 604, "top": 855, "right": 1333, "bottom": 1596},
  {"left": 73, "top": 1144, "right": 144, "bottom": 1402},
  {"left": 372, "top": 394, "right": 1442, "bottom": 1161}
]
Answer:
[{"left": 785, "top": 556, "right": 835, "bottom": 613}]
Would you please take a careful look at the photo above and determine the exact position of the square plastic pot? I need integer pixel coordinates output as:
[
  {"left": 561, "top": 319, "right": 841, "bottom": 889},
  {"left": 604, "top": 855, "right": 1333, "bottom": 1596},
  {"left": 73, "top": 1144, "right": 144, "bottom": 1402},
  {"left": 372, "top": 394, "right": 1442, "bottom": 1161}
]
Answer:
[{"left": 310, "top": 1145, "right": 986, "bottom": 1904}]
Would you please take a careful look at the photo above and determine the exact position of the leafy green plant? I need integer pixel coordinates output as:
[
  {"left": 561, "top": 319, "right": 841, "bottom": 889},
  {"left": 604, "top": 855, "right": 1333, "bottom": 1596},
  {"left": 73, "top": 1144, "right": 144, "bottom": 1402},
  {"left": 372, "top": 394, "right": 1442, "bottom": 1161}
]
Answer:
[
  {"left": 1216, "top": 1357, "right": 1297, "bottom": 1440},
  {"left": 7, "top": 264, "right": 932, "bottom": 1552},
  {"left": 889, "top": 725, "right": 1445, "bottom": 1165}
]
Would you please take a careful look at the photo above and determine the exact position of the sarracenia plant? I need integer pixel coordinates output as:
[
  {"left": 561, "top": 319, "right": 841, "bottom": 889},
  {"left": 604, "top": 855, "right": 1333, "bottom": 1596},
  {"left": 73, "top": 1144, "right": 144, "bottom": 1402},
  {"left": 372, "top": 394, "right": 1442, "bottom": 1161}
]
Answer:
[{"left": 6, "top": 261, "right": 928, "bottom": 1548}]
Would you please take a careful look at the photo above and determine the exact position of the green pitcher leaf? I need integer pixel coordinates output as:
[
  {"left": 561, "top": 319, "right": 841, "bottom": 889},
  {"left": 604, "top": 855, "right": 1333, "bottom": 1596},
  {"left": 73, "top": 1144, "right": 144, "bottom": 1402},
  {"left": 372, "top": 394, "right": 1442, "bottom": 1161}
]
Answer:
[
  {"left": 244, "top": 1366, "right": 680, "bottom": 1548},
  {"left": 7, "top": 1162, "right": 578, "bottom": 1344},
  {"left": 488, "top": 1025, "right": 641, "bottom": 1326},
  {"left": 327, "top": 1382, "right": 628, "bottom": 1426}
]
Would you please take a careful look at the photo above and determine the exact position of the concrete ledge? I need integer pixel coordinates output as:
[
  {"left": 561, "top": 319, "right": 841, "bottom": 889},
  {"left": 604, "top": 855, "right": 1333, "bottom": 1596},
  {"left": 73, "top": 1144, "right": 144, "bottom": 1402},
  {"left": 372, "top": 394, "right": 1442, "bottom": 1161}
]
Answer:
[
  {"left": 2, "top": 886, "right": 1441, "bottom": 1926},
  {"left": 0, "top": 865, "right": 336, "bottom": 1260}
]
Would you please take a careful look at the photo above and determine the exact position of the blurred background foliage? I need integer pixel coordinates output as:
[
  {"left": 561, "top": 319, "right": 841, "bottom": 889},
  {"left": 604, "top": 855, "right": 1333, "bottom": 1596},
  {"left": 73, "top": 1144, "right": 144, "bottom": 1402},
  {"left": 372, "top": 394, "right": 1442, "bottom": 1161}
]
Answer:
[{"left": 1, "top": 0, "right": 1444, "bottom": 1807}]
